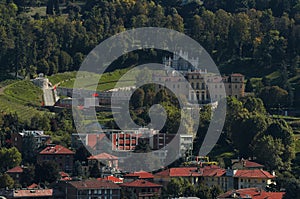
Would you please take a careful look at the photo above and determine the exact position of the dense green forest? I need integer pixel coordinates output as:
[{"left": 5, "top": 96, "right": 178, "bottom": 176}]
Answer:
[
  {"left": 0, "top": 0, "right": 299, "bottom": 109},
  {"left": 0, "top": 1, "right": 299, "bottom": 77}
]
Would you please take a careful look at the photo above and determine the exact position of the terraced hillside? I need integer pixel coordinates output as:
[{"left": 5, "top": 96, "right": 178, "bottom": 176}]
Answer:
[{"left": 0, "top": 80, "right": 49, "bottom": 122}]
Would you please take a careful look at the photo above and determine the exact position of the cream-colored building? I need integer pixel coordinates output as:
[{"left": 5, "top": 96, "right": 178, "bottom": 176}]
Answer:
[
  {"left": 153, "top": 71, "right": 245, "bottom": 104},
  {"left": 159, "top": 51, "right": 245, "bottom": 103},
  {"left": 234, "top": 169, "right": 275, "bottom": 189}
]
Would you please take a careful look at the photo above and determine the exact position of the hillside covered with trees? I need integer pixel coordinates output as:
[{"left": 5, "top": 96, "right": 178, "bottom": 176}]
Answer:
[{"left": 0, "top": 0, "right": 299, "bottom": 109}]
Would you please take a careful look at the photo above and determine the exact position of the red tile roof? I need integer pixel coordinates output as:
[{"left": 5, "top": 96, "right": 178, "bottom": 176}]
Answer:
[
  {"left": 155, "top": 167, "right": 202, "bottom": 177},
  {"left": 218, "top": 188, "right": 285, "bottom": 199},
  {"left": 202, "top": 167, "right": 226, "bottom": 177},
  {"left": 88, "top": 152, "right": 118, "bottom": 160},
  {"left": 98, "top": 176, "right": 123, "bottom": 184},
  {"left": 13, "top": 189, "right": 53, "bottom": 198},
  {"left": 39, "top": 145, "right": 75, "bottom": 155},
  {"left": 59, "top": 171, "right": 72, "bottom": 181},
  {"left": 120, "top": 180, "right": 162, "bottom": 188},
  {"left": 69, "top": 179, "right": 120, "bottom": 190},
  {"left": 234, "top": 169, "right": 275, "bottom": 179},
  {"left": 27, "top": 183, "right": 38, "bottom": 189},
  {"left": 231, "top": 73, "right": 244, "bottom": 77},
  {"left": 6, "top": 166, "right": 23, "bottom": 173},
  {"left": 243, "top": 161, "right": 264, "bottom": 168},
  {"left": 232, "top": 159, "right": 264, "bottom": 169},
  {"left": 124, "top": 170, "right": 154, "bottom": 179}
]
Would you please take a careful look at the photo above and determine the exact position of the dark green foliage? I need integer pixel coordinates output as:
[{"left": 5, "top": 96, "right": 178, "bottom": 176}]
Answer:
[
  {"left": 35, "top": 161, "right": 60, "bottom": 183},
  {"left": 89, "top": 162, "right": 100, "bottom": 178},
  {"left": 242, "top": 96, "right": 266, "bottom": 114},
  {"left": 164, "top": 177, "right": 223, "bottom": 198},
  {"left": 130, "top": 88, "right": 145, "bottom": 109},
  {"left": 73, "top": 160, "right": 83, "bottom": 177},
  {"left": 20, "top": 165, "right": 35, "bottom": 187},
  {"left": 0, "top": 173, "right": 14, "bottom": 189},
  {"left": 74, "top": 145, "right": 91, "bottom": 162},
  {"left": 259, "top": 86, "right": 289, "bottom": 109},
  {"left": 0, "top": 147, "right": 22, "bottom": 173},
  {"left": 21, "top": 134, "right": 38, "bottom": 164},
  {"left": 245, "top": 79, "right": 253, "bottom": 92}
]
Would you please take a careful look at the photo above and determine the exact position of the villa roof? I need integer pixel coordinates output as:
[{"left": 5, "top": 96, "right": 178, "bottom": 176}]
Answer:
[
  {"left": 6, "top": 166, "right": 24, "bottom": 173},
  {"left": 155, "top": 167, "right": 201, "bottom": 177},
  {"left": 124, "top": 170, "right": 154, "bottom": 179},
  {"left": 87, "top": 152, "right": 118, "bottom": 160},
  {"left": 217, "top": 188, "right": 284, "bottom": 199},
  {"left": 98, "top": 176, "right": 123, "bottom": 184},
  {"left": 69, "top": 179, "right": 120, "bottom": 190},
  {"left": 234, "top": 169, "right": 275, "bottom": 179},
  {"left": 13, "top": 189, "right": 53, "bottom": 198},
  {"left": 39, "top": 145, "right": 74, "bottom": 155}
]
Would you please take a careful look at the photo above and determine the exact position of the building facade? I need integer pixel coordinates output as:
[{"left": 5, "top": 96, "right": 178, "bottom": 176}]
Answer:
[
  {"left": 156, "top": 51, "right": 245, "bottom": 104},
  {"left": 66, "top": 179, "right": 121, "bottom": 199},
  {"left": 120, "top": 179, "right": 162, "bottom": 199},
  {"left": 37, "top": 145, "right": 75, "bottom": 173}
]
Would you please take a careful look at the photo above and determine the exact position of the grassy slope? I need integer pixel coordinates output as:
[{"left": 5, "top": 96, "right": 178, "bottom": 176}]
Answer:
[
  {"left": 48, "top": 68, "right": 135, "bottom": 91},
  {"left": 0, "top": 80, "right": 48, "bottom": 122}
]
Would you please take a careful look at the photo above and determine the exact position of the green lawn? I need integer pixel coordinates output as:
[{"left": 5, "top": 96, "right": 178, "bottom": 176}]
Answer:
[
  {"left": 49, "top": 68, "right": 136, "bottom": 91},
  {"left": 48, "top": 71, "right": 78, "bottom": 85}
]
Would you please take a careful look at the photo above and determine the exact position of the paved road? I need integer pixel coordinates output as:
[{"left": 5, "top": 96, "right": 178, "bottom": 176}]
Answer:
[{"left": 43, "top": 88, "right": 55, "bottom": 106}]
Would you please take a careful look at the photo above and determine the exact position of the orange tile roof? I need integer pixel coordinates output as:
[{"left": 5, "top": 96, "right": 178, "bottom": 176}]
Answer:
[
  {"left": 232, "top": 160, "right": 264, "bottom": 168},
  {"left": 124, "top": 170, "right": 154, "bottom": 179},
  {"left": 6, "top": 166, "right": 23, "bottom": 173},
  {"left": 88, "top": 152, "right": 118, "bottom": 160},
  {"left": 98, "top": 176, "right": 123, "bottom": 184},
  {"left": 27, "top": 183, "right": 38, "bottom": 189},
  {"left": 234, "top": 169, "right": 275, "bottom": 179},
  {"left": 59, "top": 171, "right": 72, "bottom": 181},
  {"left": 70, "top": 179, "right": 120, "bottom": 189},
  {"left": 120, "top": 180, "right": 162, "bottom": 188},
  {"left": 243, "top": 161, "right": 264, "bottom": 168},
  {"left": 13, "top": 189, "right": 53, "bottom": 197},
  {"left": 231, "top": 73, "right": 244, "bottom": 77},
  {"left": 39, "top": 145, "right": 75, "bottom": 155},
  {"left": 218, "top": 188, "right": 285, "bottom": 199},
  {"left": 202, "top": 167, "right": 226, "bottom": 177},
  {"left": 155, "top": 167, "right": 202, "bottom": 177}
]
